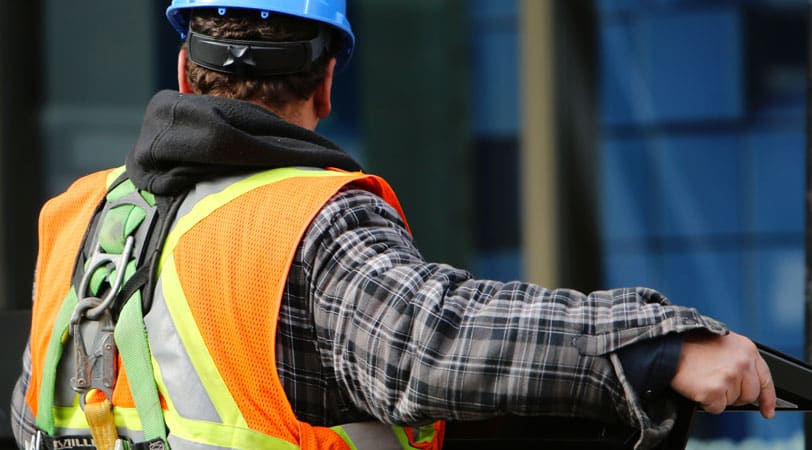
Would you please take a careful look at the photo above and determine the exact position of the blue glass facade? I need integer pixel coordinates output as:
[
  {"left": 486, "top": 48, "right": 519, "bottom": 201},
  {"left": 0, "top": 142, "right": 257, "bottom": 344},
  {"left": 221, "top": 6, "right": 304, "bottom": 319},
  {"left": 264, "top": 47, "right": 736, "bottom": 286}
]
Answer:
[
  {"left": 598, "top": 0, "right": 807, "bottom": 441},
  {"left": 469, "top": 0, "right": 808, "bottom": 442},
  {"left": 469, "top": 0, "right": 523, "bottom": 281}
]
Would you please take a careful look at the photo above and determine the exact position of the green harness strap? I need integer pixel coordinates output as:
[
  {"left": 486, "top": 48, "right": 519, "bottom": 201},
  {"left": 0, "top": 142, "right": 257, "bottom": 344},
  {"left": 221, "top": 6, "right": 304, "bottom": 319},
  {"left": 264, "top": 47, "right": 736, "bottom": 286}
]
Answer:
[
  {"left": 35, "top": 288, "right": 79, "bottom": 434},
  {"left": 35, "top": 176, "right": 169, "bottom": 445},
  {"left": 36, "top": 169, "right": 439, "bottom": 450},
  {"left": 115, "top": 285, "right": 167, "bottom": 442}
]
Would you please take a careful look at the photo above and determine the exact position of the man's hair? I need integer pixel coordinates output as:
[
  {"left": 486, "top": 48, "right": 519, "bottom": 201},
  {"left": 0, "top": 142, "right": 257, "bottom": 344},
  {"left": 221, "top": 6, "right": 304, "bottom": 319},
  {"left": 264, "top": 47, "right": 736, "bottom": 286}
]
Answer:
[{"left": 185, "top": 8, "right": 333, "bottom": 106}]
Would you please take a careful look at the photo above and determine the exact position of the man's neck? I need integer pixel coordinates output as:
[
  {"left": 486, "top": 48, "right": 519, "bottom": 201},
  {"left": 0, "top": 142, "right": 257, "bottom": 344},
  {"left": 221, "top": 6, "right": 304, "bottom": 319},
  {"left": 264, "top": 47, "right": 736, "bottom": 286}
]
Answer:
[{"left": 254, "top": 99, "right": 318, "bottom": 131}]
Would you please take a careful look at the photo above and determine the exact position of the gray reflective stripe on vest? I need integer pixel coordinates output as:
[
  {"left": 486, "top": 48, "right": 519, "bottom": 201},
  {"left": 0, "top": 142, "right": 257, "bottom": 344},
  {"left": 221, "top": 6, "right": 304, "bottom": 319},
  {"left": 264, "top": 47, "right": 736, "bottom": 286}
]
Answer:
[
  {"left": 145, "top": 171, "right": 422, "bottom": 449},
  {"left": 167, "top": 434, "right": 232, "bottom": 450},
  {"left": 145, "top": 278, "right": 221, "bottom": 424},
  {"left": 144, "top": 175, "right": 243, "bottom": 432},
  {"left": 333, "top": 422, "right": 406, "bottom": 450}
]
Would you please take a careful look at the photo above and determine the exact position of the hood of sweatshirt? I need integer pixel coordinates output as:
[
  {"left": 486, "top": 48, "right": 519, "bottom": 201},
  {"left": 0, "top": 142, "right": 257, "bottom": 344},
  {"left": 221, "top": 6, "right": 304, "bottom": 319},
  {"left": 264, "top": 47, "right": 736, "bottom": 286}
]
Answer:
[{"left": 125, "top": 90, "right": 362, "bottom": 195}]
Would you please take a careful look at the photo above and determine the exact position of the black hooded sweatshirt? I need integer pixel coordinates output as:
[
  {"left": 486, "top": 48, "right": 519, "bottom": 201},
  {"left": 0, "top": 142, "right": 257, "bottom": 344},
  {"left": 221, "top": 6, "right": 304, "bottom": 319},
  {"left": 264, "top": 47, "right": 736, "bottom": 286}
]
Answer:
[{"left": 125, "top": 90, "right": 362, "bottom": 196}]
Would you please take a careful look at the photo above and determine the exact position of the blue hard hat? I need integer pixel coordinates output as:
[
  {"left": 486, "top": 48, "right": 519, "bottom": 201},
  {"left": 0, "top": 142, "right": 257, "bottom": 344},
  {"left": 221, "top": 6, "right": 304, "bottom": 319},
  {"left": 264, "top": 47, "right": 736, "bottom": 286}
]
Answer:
[{"left": 166, "top": 0, "right": 355, "bottom": 71}]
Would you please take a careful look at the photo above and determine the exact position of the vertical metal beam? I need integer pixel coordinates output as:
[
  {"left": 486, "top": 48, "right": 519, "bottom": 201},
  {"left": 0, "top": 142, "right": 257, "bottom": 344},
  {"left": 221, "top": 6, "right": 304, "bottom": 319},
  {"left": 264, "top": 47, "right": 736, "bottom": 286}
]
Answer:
[
  {"left": 0, "top": 2, "right": 40, "bottom": 444},
  {"left": 0, "top": 36, "right": 6, "bottom": 310},
  {"left": 0, "top": 2, "right": 42, "bottom": 309},
  {"left": 550, "top": 2, "right": 601, "bottom": 293},
  {"left": 520, "top": 0, "right": 559, "bottom": 287}
]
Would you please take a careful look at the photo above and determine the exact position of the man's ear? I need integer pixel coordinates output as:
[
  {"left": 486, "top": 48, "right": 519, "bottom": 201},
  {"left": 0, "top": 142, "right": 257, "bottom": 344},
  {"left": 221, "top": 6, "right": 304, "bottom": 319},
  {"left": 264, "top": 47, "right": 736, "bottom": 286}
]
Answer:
[
  {"left": 177, "top": 48, "right": 193, "bottom": 94},
  {"left": 314, "top": 58, "right": 337, "bottom": 119}
]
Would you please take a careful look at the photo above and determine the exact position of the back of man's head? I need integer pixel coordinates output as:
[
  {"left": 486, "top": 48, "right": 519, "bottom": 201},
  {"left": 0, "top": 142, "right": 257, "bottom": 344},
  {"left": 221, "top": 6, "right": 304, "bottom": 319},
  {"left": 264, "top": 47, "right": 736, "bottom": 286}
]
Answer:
[{"left": 184, "top": 8, "right": 333, "bottom": 107}]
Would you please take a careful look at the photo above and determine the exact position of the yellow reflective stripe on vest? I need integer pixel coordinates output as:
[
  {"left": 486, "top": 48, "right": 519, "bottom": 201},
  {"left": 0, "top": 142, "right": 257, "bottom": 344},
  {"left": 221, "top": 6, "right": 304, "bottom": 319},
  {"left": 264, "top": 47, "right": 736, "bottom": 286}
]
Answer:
[
  {"left": 156, "top": 361, "right": 297, "bottom": 450},
  {"left": 155, "top": 168, "right": 356, "bottom": 430},
  {"left": 106, "top": 166, "right": 127, "bottom": 187},
  {"left": 156, "top": 257, "right": 247, "bottom": 429},
  {"left": 153, "top": 168, "right": 357, "bottom": 449},
  {"left": 50, "top": 167, "right": 146, "bottom": 438},
  {"left": 330, "top": 428, "right": 359, "bottom": 450},
  {"left": 392, "top": 427, "right": 413, "bottom": 449},
  {"left": 54, "top": 401, "right": 143, "bottom": 432},
  {"left": 159, "top": 167, "right": 353, "bottom": 272},
  {"left": 413, "top": 423, "right": 438, "bottom": 444},
  {"left": 331, "top": 423, "right": 419, "bottom": 450},
  {"left": 163, "top": 409, "right": 299, "bottom": 450},
  {"left": 151, "top": 264, "right": 298, "bottom": 450}
]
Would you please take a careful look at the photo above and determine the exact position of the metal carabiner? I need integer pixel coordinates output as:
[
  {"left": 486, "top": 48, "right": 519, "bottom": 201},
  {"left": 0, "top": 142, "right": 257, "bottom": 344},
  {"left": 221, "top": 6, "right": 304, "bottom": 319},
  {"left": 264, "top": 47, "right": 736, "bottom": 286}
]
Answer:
[{"left": 78, "top": 235, "right": 135, "bottom": 321}]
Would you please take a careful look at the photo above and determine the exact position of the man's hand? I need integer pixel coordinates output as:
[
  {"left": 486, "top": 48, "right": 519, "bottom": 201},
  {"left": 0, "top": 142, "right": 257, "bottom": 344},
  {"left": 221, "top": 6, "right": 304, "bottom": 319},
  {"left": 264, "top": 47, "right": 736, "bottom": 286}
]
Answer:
[{"left": 670, "top": 331, "right": 776, "bottom": 419}]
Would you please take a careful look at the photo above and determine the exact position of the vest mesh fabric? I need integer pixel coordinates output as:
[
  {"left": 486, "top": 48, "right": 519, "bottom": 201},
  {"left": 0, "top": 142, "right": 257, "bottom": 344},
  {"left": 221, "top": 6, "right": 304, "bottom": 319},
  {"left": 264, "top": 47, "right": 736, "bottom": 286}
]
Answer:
[
  {"left": 27, "top": 169, "right": 115, "bottom": 416},
  {"left": 29, "top": 168, "right": 429, "bottom": 449},
  {"left": 172, "top": 174, "right": 387, "bottom": 448}
]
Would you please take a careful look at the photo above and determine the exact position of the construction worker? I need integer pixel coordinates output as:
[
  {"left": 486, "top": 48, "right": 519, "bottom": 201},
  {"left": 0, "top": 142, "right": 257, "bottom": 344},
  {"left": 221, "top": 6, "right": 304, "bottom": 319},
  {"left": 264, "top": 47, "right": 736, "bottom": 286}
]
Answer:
[{"left": 11, "top": 1, "right": 775, "bottom": 449}]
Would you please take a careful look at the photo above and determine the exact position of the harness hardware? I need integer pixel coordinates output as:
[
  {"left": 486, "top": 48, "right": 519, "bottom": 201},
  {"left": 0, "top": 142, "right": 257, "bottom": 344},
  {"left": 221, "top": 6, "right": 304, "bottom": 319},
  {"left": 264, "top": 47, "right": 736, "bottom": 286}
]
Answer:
[
  {"left": 78, "top": 236, "right": 135, "bottom": 320},
  {"left": 70, "top": 299, "right": 117, "bottom": 409}
]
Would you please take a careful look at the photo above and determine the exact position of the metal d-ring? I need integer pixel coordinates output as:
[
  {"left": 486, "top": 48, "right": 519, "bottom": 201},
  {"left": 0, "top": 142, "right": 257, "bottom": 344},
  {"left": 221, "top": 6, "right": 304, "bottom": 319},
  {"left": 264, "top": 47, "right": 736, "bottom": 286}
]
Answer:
[{"left": 78, "top": 235, "right": 135, "bottom": 321}]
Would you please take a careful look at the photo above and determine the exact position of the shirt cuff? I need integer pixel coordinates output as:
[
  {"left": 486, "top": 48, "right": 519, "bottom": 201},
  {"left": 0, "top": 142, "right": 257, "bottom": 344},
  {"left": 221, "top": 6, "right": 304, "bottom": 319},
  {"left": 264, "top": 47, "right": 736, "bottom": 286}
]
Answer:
[{"left": 615, "top": 333, "right": 683, "bottom": 399}]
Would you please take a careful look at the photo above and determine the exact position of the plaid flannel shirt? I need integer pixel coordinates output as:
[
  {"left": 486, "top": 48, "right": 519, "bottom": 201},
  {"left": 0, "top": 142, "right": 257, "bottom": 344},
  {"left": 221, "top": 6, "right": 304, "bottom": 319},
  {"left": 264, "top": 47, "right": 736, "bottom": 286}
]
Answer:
[
  {"left": 281, "top": 188, "right": 727, "bottom": 447},
  {"left": 13, "top": 187, "right": 727, "bottom": 450}
]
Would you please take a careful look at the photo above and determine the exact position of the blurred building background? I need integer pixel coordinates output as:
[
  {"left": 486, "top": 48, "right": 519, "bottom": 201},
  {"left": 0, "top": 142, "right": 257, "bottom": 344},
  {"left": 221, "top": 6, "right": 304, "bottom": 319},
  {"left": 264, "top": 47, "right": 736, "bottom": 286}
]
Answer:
[
  {"left": 598, "top": 0, "right": 807, "bottom": 443},
  {"left": 0, "top": 0, "right": 807, "bottom": 447}
]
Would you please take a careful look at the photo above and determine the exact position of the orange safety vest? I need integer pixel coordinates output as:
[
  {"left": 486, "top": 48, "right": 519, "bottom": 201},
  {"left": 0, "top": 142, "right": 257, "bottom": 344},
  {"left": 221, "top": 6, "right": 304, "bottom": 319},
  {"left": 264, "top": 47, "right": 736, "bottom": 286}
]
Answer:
[{"left": 25, "top": 167, "right": 444, "bottom": 450}]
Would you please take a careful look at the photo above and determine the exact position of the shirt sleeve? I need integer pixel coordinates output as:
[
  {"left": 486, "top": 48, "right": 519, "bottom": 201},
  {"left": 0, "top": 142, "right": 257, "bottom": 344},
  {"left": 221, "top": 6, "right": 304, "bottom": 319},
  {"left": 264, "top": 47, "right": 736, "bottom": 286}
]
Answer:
[{"left": 302, "top": 189, "right": 727, "bottom": 444}]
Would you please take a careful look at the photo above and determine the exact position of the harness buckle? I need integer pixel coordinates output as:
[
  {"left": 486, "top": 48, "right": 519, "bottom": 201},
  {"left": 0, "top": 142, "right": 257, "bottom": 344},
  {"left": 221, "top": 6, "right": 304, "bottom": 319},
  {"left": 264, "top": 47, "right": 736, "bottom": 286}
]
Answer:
[{"left": 71, "top": 297, "right": 117, "bottom": 408}]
